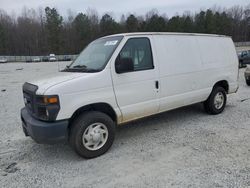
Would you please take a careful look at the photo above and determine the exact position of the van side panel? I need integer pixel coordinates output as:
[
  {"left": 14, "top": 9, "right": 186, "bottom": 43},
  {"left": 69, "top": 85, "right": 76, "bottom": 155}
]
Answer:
[
  {"left": 153, "top": 35, "right": 210, "bottom": 112},
  {"left": 153, "top": 35, "right": 238, "bottom": 113},
  {"left": 225, "top": 38, "right": 239, "bottom": 93},
  {"left": 196, "top": 36, "right": 238, "bottom": 94}
]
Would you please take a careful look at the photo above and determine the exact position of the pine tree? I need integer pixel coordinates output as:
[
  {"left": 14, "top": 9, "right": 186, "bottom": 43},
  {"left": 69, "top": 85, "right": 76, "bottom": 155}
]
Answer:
[{"left": 45, "top": 7, "right": 63, "bottom": 54}]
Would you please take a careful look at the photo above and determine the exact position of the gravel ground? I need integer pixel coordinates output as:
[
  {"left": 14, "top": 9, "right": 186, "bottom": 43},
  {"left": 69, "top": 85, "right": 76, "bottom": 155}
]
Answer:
[{"left": 0, "top": 62, "right": 250, "bottom": 188}]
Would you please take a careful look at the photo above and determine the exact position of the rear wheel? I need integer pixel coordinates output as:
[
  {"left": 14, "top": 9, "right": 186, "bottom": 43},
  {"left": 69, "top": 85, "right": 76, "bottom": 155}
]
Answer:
[
  {"left": 239, "top": 61, "right": 243, "bottom": 68},
  {"left": 239, "top": 60, "right": 246, "bottom": 68},
  {"left": 69, "top": 111, "right": 115, "bottom": 159},
  {"left": 246, "top": 80, "right": 250, "bottom": 86},
  {"left": 204, "top": 86, "right": 227, "bottom": 115}
]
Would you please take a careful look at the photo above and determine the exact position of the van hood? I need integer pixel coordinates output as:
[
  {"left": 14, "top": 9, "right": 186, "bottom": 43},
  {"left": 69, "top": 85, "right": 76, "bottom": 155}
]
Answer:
[{"left": 28, "top": 72, "right": 85, "bottom": 95}]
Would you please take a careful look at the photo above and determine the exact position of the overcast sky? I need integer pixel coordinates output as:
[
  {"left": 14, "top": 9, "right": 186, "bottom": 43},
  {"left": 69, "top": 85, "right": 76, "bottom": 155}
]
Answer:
[{"left": 0, "top": 0, "right": 249, "bottom": 19}]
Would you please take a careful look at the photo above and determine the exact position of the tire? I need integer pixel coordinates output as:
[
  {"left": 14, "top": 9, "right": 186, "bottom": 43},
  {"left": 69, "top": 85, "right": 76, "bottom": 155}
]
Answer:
[
  {"left": 69, "top": 111, "right": 115, "bottom": 159},
  {"left": 246, "top": 80, "right": 250, "bottom": 86},
  {"left": 239, "top": 61, "right": 246, "bottom": 68},
  {"left": 204, "top": 86, "right": 227, "bottom": 115},
  {"left": 239, "top": 61, "right": 243, "bottom": 68}
]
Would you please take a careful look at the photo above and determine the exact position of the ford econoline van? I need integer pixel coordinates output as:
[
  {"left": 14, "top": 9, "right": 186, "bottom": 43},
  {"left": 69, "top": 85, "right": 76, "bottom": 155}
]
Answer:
[{"left": 21, "top": 33, "right": 239, "bottom": 158}]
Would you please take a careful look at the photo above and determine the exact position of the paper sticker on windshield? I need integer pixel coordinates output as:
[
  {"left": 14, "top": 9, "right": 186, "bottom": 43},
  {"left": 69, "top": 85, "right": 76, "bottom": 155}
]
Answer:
[{"left": 104, "top": 40, "right": 118, "bottom": 46}]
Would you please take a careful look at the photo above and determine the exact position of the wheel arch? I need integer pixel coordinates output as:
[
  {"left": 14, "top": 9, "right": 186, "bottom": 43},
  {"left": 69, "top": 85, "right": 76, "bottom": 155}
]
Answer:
[
  {"left": 213, "top": 80, "right": 229, "bottom": 94},
  {"left": 69, "top": 103, "right": 118, "bottom": 125}
]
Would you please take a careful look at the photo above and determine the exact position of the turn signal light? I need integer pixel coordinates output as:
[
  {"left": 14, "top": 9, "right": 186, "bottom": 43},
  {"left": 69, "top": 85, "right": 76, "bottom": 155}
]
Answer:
[{"left": 44, "top": 96, "right": 58, "bottom": 104}]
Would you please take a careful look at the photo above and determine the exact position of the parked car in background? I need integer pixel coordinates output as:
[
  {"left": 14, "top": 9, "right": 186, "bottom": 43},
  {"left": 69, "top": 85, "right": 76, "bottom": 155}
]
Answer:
[
  {"left": 245, "top": 66, "right": 250, "bottom": 86},
  {"left": 42, "top": 56, "right": 49, "bottom": 62},
  {"left": 238, "top": 50, "right": 250, "bottom": 68},
  {"left": 57, "top": 55, "right": 71, "bottom": 62},
  {"left": 32, "top": 57, "right": 41, "bottom": 62},
  {"left": 49, "top": 54, "right": 57, "bottom": 62},
  {"left": 63, "top": 55, "right": 71, "bottom": 61},
  {"left": 21, "top": 33, "right": 239, "bottom": 159},
  {"left": 0, "top": 57, "right": 7, "bottom": 63},
  {"left": 26, "top": 58, "right": 32, "bottom": 63}
]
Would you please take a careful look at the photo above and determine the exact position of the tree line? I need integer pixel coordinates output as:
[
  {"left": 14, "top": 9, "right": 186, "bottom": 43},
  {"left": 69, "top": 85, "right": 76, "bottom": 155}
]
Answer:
[{"left": 0, "top": 5, "right": 250, "bottom": 56}]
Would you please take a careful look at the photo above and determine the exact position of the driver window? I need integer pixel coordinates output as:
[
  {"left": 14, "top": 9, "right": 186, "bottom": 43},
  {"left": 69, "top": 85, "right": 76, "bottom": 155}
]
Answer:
[{"left": 119, "top": 38, "right": 154, "bottom": 71}]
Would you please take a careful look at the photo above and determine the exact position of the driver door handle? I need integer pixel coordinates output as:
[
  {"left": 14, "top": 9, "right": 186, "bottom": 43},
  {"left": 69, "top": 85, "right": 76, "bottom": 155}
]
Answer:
[{"left": 155, "top": 81, "right": 159, "bottom": 89}]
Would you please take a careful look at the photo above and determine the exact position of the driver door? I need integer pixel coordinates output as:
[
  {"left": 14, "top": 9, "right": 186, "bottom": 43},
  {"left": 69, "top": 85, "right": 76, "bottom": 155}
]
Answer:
[{"left": 111, "top": 37, "right": 159, "bottom": 123}]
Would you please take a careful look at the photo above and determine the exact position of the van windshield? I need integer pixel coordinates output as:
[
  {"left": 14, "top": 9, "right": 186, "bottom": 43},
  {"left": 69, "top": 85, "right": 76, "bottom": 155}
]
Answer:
[{"left": 64, "top": 36, "right": 123, "bottom": 72}]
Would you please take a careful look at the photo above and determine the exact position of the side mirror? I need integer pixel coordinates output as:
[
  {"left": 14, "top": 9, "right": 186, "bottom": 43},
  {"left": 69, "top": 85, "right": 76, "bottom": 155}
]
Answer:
[{"left": 115, "top": 56, "right": 134, "bottom": 73}]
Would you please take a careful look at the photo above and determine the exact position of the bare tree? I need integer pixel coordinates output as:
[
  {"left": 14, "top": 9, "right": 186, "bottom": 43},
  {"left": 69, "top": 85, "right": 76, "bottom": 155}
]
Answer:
[{"left": 0, "top": 4, "right": 250, "bottom": 56}]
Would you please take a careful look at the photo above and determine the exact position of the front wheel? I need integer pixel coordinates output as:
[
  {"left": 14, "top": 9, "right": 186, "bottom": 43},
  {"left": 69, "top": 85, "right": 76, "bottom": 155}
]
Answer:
[
  {"left": 204, "top": 86, "right": 227, "bottom": 115},
  {"left": 69, "top": 111, "right": 115, "bottom": 159}
]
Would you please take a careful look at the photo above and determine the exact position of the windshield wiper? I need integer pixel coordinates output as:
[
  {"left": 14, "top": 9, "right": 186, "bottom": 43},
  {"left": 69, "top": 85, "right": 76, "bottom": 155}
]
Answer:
[
  {"left": 62, "top": 66, "right": 100, "bottom": 73},
  {"left": 72, "top": 65, "right": 87, "bottom": 69},
  {"left": 80, "top": 68, "right": 100, "bottom": 73}
]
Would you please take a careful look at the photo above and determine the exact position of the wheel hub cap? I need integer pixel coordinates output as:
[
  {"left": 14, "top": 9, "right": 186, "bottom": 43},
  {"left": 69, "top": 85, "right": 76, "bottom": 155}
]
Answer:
[
  {"left": 214, "top": 92, "right": 224, "bottom": 109},
  {"left": 82, "top": 123, "right": 108, "bottom": 151}
]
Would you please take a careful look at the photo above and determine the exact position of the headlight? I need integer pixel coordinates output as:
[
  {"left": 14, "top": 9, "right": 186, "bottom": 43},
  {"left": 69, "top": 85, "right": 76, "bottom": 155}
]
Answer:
[{"left": 35, "top": 95, "right": 60, "bottom": 121}]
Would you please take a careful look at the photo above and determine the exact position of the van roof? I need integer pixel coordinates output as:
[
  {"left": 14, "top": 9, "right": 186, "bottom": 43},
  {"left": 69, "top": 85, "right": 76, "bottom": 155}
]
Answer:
[{"left": 103, "top": 32, "right": 229, "bottom": 38}]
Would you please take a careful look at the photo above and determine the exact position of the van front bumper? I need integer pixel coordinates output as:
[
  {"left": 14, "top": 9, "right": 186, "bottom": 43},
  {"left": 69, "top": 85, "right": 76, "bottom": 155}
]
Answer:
[{"left": 21, "top": 108, "right": 69, "bottom": 144}]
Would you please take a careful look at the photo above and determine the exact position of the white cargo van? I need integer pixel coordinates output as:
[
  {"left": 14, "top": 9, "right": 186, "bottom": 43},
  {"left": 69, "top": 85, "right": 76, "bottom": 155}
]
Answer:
[{"left": 21, "top": 33, "right": 239, "bottom": 158}]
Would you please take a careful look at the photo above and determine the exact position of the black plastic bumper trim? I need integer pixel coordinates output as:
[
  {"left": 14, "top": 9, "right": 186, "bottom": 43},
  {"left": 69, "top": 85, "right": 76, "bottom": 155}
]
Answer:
[{"left": 21, "top": 108, "right": 69, "bottom": 144}]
